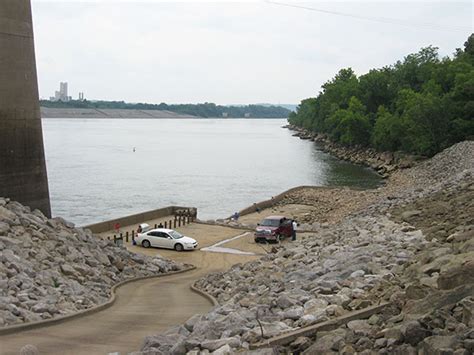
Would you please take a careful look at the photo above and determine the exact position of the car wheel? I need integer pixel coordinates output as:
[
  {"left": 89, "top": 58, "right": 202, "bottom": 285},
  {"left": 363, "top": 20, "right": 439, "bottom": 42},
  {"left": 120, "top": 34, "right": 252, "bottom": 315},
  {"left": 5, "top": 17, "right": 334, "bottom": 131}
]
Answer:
[
  {"left": 174, "top": 243, "right": 184, "bottom": 252},
  {"left": 142, "top": 240, "right": 151, "bottom": 248}
]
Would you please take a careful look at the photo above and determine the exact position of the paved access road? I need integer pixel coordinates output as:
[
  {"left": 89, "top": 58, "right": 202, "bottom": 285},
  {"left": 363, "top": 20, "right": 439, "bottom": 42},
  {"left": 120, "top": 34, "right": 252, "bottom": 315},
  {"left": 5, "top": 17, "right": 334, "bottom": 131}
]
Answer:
[{"left": 0, "top": 225, "right": 260, "bottom": 355}]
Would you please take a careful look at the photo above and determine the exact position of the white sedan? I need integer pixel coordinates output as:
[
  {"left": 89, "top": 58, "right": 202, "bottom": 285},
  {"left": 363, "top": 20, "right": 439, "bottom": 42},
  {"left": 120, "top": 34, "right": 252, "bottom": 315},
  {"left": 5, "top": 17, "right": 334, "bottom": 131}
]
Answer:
[{"left": 135, "top": 228, "right": 198, "bottom": 251}]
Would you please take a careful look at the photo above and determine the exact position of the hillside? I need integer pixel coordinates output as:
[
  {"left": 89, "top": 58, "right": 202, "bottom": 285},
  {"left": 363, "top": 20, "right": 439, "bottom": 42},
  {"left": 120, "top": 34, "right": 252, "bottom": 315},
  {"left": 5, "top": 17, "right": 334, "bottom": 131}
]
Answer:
[
  {"left": 40, "top": 100, "right": 291, "bottom": 119},
  {"left": 40, "top": 107, "right": 196, "bottom": 119}
]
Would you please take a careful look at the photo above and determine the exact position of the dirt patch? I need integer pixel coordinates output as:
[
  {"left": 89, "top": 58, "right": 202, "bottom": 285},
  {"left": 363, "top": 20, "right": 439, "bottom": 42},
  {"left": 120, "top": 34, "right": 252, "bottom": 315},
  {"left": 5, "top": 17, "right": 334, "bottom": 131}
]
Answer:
[{"left": 239, "top": 187, "right": 382, "bottom": 226}]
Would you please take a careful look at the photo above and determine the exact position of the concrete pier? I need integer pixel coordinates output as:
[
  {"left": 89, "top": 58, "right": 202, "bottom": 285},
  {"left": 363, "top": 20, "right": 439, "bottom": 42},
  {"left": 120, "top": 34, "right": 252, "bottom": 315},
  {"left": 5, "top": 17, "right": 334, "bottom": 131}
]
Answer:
[{"left": 0, "top": 1, "right": 51, "bottom": 217}]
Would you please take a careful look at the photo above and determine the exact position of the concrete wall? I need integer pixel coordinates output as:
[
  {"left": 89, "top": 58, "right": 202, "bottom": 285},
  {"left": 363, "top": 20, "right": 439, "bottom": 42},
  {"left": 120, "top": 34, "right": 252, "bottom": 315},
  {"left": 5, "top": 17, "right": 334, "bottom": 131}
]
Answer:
[
  {"left": 41, "top": 107, "right": 197, "bottom": 119},
  {"left": 238, "top": 185, "right": 332, "bottom": 217},
  {"left": 0, "top": 1, "right": 51, "bottom": 217},
  {"left": 84, "top": 206, "right": 197, "bottom": 233}
]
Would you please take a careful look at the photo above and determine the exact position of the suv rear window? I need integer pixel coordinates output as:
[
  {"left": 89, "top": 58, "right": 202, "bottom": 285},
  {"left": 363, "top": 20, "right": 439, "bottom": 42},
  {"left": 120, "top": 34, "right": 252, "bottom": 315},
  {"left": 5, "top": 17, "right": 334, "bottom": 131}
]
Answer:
[{"left": 260, "top": 219, "right": 280, "bottom": 227}]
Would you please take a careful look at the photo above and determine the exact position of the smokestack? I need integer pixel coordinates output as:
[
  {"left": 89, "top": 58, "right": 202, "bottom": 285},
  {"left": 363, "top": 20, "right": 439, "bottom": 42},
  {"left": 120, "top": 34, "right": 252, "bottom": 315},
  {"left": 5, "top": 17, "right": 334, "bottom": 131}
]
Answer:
[{"left": 0, "top": 0, "right": 52, "bottom": 217}]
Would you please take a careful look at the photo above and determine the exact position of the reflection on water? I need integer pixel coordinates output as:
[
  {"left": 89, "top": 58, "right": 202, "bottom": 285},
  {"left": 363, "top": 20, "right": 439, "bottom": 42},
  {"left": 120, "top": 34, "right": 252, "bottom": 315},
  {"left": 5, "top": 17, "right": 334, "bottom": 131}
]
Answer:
[
  {"left": 314, "top": 147, "right": 382, "bottom": 189},
  {"left": 42, "top": 118, "right": 381, "bottom": 225}
]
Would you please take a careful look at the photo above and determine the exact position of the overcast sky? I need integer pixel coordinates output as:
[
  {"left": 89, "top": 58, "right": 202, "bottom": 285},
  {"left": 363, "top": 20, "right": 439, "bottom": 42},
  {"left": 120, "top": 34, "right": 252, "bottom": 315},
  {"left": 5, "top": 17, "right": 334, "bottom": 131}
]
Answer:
[{"left": 31, "top": 1, "right": 473, "bottom": 105}]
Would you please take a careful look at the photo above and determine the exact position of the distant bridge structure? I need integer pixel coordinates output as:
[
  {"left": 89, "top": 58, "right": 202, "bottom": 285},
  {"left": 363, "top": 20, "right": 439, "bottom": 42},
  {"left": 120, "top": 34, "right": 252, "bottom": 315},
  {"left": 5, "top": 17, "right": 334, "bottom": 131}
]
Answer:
[{"left": 0, "top": 0, "right": 51, "bottom": 217}]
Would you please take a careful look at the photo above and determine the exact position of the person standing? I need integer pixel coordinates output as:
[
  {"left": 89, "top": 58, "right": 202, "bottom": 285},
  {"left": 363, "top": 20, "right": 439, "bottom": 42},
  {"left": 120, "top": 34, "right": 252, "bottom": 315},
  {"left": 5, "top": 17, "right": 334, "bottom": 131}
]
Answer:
[{"left": 292, "top": 219, "right": 297, "bottom": 241}]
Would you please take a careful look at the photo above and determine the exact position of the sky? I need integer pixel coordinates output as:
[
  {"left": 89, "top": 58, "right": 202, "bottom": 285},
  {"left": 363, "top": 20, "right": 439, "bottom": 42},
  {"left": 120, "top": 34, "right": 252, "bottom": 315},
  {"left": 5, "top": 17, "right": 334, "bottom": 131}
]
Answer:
[{"left": 31, "top": 0, "right": 473, "bottom": 105}]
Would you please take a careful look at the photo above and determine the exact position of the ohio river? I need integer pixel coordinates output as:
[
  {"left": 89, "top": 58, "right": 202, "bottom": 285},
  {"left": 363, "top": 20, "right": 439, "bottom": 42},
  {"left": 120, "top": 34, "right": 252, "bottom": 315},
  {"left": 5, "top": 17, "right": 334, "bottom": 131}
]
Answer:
[{"left": 42, "top": 118, "right": 381, "bottom": 225}]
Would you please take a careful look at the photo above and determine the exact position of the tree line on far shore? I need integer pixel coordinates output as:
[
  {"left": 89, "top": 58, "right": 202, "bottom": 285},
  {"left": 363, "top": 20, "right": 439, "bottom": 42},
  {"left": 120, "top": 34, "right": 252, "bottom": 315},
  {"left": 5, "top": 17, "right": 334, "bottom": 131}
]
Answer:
[
  {"left": 40, "top": 100, "right": 291, "bottom": 119},
  {"left": 289, "top": 34, "right": 474, "bottom": 156}
]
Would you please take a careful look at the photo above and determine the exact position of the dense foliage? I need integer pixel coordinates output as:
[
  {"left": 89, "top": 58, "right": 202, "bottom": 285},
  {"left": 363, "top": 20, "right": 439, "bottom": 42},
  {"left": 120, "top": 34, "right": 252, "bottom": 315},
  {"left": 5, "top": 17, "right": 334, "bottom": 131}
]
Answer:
[
  {"left": 40, "top": 100, "right": 290, "bottom": 119},
  {"left": 289, "top": 35, "right": 474, "bottom": 156}
]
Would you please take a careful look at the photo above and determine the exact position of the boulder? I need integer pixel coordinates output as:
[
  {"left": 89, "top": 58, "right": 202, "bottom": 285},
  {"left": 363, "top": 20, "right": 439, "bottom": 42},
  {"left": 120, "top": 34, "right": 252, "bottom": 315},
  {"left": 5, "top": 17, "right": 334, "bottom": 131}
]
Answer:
[
  {"left": 141, "top": 334, "right": 182, "bottom": 353},
  {"left": 200, "top": 337, "right": 240, "bottom": 351},
  {"left": 419, "top": 336, "right": 460, "bottom": 355},
  {"left": 184, "top": 314, "right": 203, "bottom": 332},
  {"left": 401, "top": 210, "right": 422, "bottom": 222},
  {"left": 0, "top": 222, "right": 9, "bottom": 235},
  {"left": 459, "top": 297, "right": 474, "bottom": 327},
  {"left": 276, "top": 294, "right": 297, "bottom": 309},
  {"left": 282, "top": 306, "right": 303, "bottom": 320},
  {"left": 347, "top": 320, "right": 372, "bottom": 336},
  {"left": 290, "top": 336, "right": 312, "bottom": 352},
  {"left": 212, "top": 344, "right": 232, "bottom": 355},
  {"left": 401, "top": 320, "right": 431, "bottom": 346},
  {"left": 438, "top": 260, "right": 474, "bottom": 290},
  {"left": 302, "top": 329, "right": 345, "bottom": 354},
  {"left": 405, "top": 284, "right": 429, "bottom": 300},
  {"left": 238, "top": 349, "right": 277, "bottom": 355}
]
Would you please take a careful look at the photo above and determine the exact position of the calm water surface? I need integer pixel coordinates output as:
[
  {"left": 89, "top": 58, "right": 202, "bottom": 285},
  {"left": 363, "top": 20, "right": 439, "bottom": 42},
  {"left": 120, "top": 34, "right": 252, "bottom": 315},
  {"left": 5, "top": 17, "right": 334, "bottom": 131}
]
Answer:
[{"left": 42, "top": 119, "right": 381, "bottom": 225}]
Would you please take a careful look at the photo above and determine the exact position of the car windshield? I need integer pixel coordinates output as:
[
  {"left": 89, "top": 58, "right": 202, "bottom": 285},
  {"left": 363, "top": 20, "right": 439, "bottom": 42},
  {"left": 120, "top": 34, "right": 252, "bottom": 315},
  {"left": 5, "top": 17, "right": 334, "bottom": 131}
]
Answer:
[
  {"left": 260, "top": 219, "right": 280, "bottom": 227},
  {"left": 169, "top": 230, "right": 183, "bottom": 239}
]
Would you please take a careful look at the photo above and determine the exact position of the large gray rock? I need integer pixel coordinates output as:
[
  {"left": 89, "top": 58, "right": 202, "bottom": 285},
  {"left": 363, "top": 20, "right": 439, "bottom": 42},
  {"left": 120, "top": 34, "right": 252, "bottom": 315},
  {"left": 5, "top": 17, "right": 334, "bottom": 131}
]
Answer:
[
  {"left": 401, "top": 320, "right": 431, "bottom": 346},
  {"left": 200, "top": 337, "right": 241, "bottom": 351},
  {"left": 438, "top": 259, "right": 474, "bottom": 290},
  {"left": 184, "top": 314, "right": 203, "bottom": 332},
  {"left": 419, "top": 336, "right": 460, "bottom": 355},
  {"left": 302, "top": 329, "right": 346, "bottom": 354},
  {"left": 0, "top": 198, "right": 183, "bottom": 328},
  {"left": 347, "top": 320, "right": 372, "bottom": 336},
  {"left": 460, "top": 297, "right": 474, "bottom": 327}
]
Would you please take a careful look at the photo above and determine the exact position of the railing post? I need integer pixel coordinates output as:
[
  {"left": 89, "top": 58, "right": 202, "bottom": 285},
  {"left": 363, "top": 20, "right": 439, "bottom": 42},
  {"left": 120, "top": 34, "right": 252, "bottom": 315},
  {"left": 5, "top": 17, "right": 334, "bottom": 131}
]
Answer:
[
  {"left": 183, "top": 216, "right": 186, "bottom": 226},
  {"left": 132, "top": 230, "right": 135, "bottom": 244},
  {"left": 169, "top": 219, "right": 173, "bottom": 229},
  {"left": 126, "top": 231, "right": 129, "bottom": 242},
  {"left": 113, "top": 235, "right": 116, "bottom": 242},
  {"left": 174, "top": 217, "right": 177, "bottom": 228},
  {"left": 164, "top": 221, "right": 167, "bottom": 228},
  {"left": 154, "top": 223, "right": 157, "bottom": 228}
]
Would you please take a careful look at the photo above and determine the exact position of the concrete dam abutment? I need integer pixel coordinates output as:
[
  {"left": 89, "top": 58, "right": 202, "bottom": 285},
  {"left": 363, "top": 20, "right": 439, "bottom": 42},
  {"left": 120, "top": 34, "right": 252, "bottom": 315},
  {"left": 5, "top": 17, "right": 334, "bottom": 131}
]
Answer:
[{"left": 0, "top": 0, "right": 51, "bottom": 217}]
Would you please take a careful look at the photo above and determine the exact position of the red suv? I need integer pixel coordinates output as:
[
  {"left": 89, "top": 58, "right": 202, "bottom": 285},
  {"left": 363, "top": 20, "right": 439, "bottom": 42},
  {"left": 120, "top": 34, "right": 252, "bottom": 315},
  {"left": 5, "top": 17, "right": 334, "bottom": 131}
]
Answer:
[{"left": 254, "top": 216, "right": 293, "bottom": 243}]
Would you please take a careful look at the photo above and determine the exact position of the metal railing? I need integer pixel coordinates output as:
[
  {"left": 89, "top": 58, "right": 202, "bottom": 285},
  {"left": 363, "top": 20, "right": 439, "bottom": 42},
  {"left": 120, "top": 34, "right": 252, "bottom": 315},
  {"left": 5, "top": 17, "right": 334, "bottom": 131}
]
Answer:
[{"left": 107, "top": 209, "right": 197, "bottom": 246}]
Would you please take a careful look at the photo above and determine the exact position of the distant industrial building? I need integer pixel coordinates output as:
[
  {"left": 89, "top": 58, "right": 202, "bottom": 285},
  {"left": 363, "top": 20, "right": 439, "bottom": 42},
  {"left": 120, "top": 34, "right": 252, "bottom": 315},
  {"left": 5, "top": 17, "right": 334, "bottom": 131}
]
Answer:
[
  {"left": 50, "top": 82, "right": 72, "bottom": 102},
  {"left": 78, "top": 92, "right": 85, "bottom": 101},
  {"left": 244, "top": 113, "right": 251, "bottom": 118}
]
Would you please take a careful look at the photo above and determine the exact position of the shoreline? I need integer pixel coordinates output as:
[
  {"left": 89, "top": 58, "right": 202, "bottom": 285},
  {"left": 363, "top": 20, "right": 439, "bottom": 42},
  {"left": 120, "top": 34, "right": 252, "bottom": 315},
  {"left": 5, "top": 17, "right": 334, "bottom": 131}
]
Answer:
[
  {"left": 40, "top": 107, "right": 289, "bottom": 120},
  {"left": 182, "top": 141, "right": 474, "bottom": 354},
  {"left": 1, "top": 142, "right": 472, "bottom": 354},
  {"left": 284, "top": 124, "right": 423, "bottom": 178}
]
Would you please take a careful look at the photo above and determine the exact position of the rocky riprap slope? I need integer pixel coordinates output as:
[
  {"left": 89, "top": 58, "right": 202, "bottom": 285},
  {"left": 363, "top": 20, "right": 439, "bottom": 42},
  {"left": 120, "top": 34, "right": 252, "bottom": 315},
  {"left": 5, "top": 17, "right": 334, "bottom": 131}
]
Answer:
[
  {"left": 0, "top": 199, "right": 183, "bottom": 327},
  {"left": 137, "top": 141, "right": 473, "bottom": 355},
  {"left": 275, "top": 187, "right": 380, "bottom": 226},
  {"left": 293, "top": 171, "right": 474, "bottom": 355}
]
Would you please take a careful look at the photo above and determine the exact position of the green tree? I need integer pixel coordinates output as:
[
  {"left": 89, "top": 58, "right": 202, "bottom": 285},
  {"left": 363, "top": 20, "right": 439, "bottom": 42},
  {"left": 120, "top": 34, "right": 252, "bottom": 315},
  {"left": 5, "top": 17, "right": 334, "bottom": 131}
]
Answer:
[
  {"left": 372, "top": 106, "right": 403, "bottom": 151},
  {"left": 286, "top": 34, "right": 473, "bottom": 156},
  {"left": 328, "top": 97, "right": 371, "bottom": 146}
]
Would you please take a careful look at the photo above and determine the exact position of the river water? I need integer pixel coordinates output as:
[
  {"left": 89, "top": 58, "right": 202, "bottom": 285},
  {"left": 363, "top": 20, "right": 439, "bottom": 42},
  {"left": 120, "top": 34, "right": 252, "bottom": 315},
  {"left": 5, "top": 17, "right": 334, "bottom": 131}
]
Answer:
[{"left": 42, "top": 118, "right": 381, "bottom": 226}]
